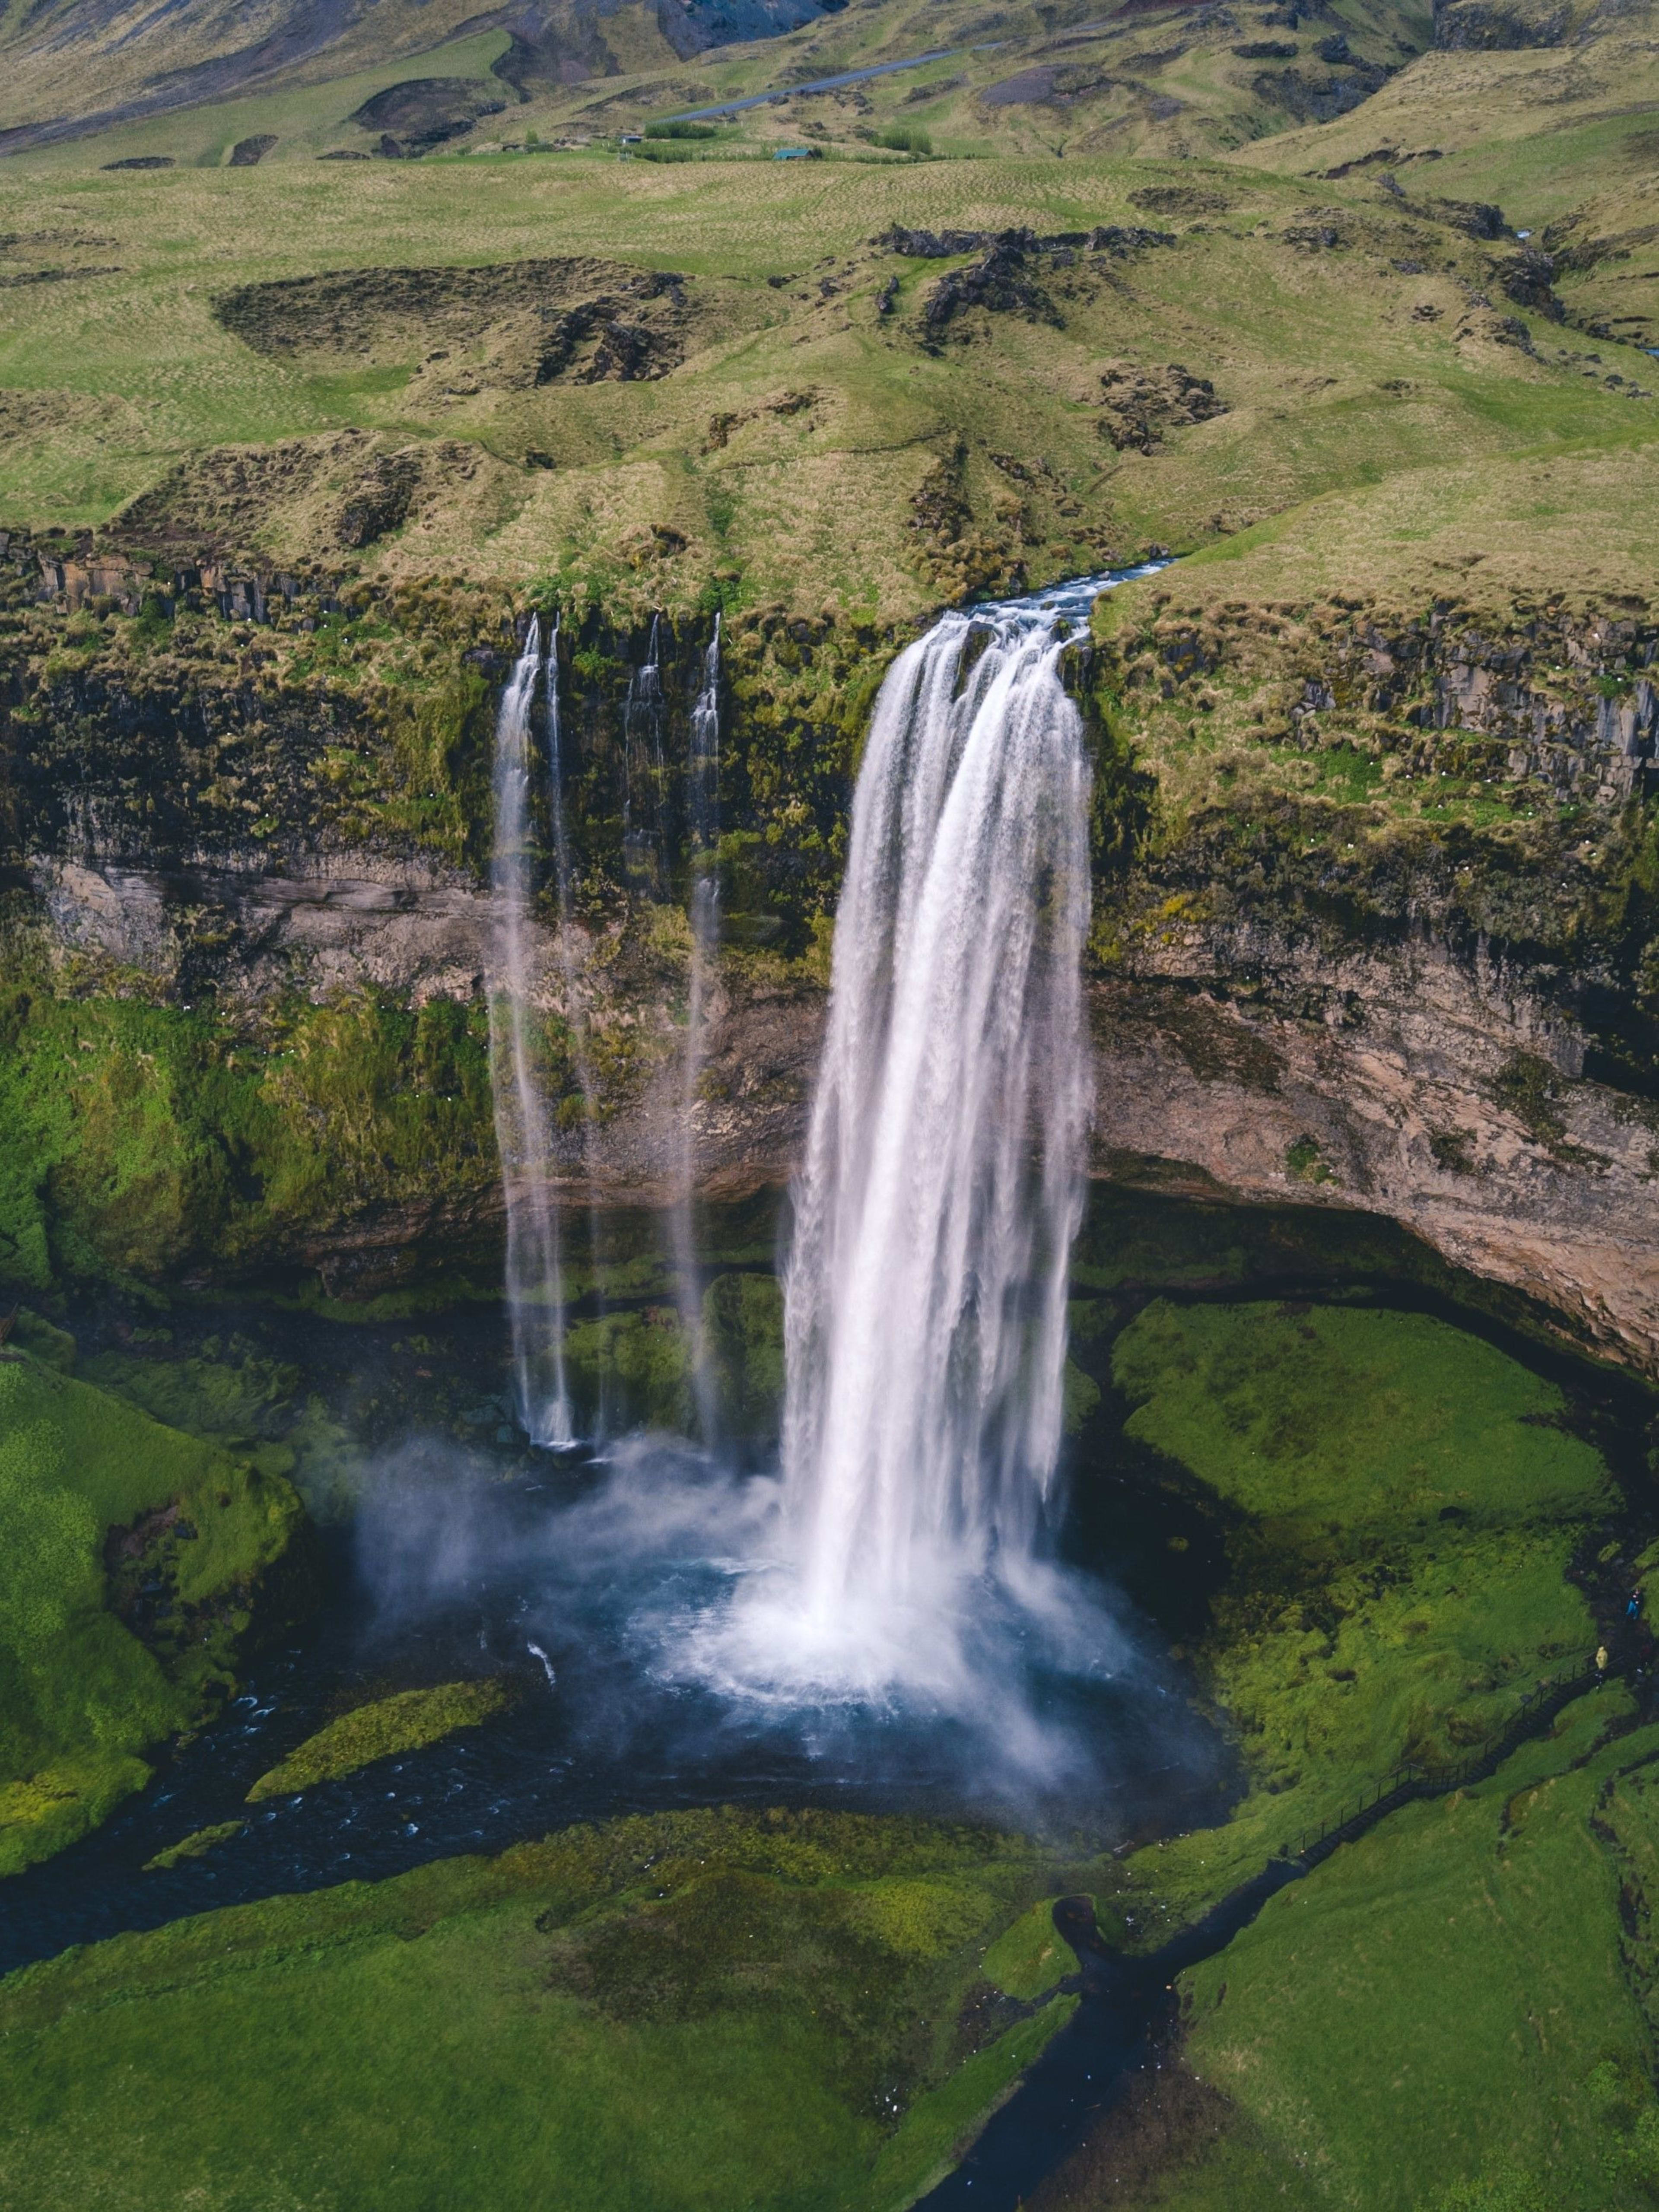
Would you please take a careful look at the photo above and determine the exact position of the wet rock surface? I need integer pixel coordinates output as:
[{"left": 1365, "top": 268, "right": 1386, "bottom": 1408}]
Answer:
[{"left": 1090, "top": 939, "right": 1659, "bottom": 1374}]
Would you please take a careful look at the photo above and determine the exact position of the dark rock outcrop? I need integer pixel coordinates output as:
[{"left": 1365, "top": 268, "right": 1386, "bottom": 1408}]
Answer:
[{"left": 1096, "top": 362, "right": 1227, "bottom": 452}]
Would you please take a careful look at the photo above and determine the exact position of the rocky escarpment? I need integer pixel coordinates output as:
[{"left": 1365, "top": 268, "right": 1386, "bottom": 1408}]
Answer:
[
  {"left": 1084, "top": 587, "right": 1659, "bottom": 1372},
  {"left": 1091, "top": 934, "right": 1659, "bottom": 1371},
  {"left": 1300, "top": 606, "right": 1659, "bottom": 808},
  {"left": 0, "top": 547, "right": 869, "bottom": 1296},
  {"left": 4, "top": 541, "right": 1658, "bottom": 1375}
]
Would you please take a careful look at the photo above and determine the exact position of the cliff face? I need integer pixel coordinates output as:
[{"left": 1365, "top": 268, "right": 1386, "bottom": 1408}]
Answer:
[
  {"left": 1080, "top": 585, "right": 1659, "bottom": 1373},
  {"left": 33, "top": 842, "right": 1657, "bottom": 1373},
  {"left": 4, "top": 553, "right": 1657, "bottom": 1376},
  {"left": 1093, "top": 935, "right": 1659, "bottom": 1372}
]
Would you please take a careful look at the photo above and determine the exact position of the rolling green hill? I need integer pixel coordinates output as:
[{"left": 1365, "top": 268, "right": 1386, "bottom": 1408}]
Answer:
[{"left": 0, "top": 0, "right": 1434, "bottom": 165}]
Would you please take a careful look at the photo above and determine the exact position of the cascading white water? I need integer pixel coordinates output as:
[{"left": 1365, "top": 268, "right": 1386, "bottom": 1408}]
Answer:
[
  {"left": 488, "top": 617, "right": 574, "bottom": 1449},
  {"left": 622, "top": 614, "right": 666, "bottom": 893},
  {"left": 671, "top": 615, "right": 722, "bottom": 1439},
  {"left": 543, "top": 630, "right": 607, "bottom": 1393},
  {"left": 776, "top": 601, "right": 1093, "bottom": 1668}
]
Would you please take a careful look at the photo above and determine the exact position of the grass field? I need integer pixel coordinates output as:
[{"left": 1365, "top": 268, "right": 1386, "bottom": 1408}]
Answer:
[
  {"left": 0, "top": 140, "right": 1652, "bottom": 626},
  {"left": 1019, "top": 1296, "right": 1655, "bottom": 2211},
  {"left": 1105, "top": 1300, "right": 1615, "bottom": 1920},
  {"left": 1142, "top": 1697, "right": 1659, "bottom": 2211},
  {"left": 0, "top": 1805, "right": 1075, "bottom": 2212}
]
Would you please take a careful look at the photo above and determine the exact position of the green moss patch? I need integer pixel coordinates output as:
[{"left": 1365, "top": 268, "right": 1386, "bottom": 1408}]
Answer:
[
  {"left": 143, "top": 1819, "right": 245, "bottom": 1872},
  {"left": 1114, "top": 1300, "right": 1614, "bottom": 1546},
  {"left": 1109, "top": 1301, "right": 1613, "bottom": 1918},
  {"left": 1152, "top": 1698, "right": 1659, "bottom": 2212},
  {"left": 246, "top": 1679, "right": 509, "bottom": 1802},
  {"left": 0, "top": 1351, "right": 307, "bottom": 1876},
  {"left": 0, "top": 985, "right": 497, "bottom": 1300},
  {"left": 981, "top": 1897, "right": 1080, "bottom": 2000},
  {"left": 0, "top": 1805, "right": 1069, "bottom": 2212},
  {"left": 83, "top": 1336, "right": 365, "bottom": 1525}
]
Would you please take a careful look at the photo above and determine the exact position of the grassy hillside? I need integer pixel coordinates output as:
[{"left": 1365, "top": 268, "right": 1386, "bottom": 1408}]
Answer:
[
  {"left": 0, "top": 140, "right": 1651, "bottom": 624},
  {"left": 0, "top": 0, "right": 1432, "bottom": 164}
]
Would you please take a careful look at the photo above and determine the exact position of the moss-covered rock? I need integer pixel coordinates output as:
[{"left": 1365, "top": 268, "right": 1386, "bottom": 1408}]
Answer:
[
  {"left": 0, "top": 1348, "right": 311, "bottom": 1875},
  {"left": 143, "top": 1819, "right": 245, "bottom": 1872},
  {"left": 246, "top": 1679, "right": 510, "bottom": 1802}
]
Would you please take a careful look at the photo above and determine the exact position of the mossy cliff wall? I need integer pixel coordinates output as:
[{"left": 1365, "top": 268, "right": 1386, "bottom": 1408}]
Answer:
[
  {"left": 3, "top": 542, "right": 1657, "bottom": 1375},
  {"left": 0, "top": 544, "right": 878, "bottom": 1300},
  {"left": 1086, "top": 585, "right": 1659, "bottom": 1372}
]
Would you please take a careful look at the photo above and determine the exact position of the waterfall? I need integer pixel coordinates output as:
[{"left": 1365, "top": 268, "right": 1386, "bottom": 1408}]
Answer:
[
  {"left": 488, "top": 617, "right": 574, "bottom": 1449},
  {"left": 671, "top": 615, "right": 721, "bottom": 1438},
  {"left": 544, "top": 630, "right": 607, "bottom": 1407},
  {"left": 622, "top": 614, "right": 666, "bottom": 893},
  {"left": 779, "top": 603, "right": 1093, "bottom": 1649}
]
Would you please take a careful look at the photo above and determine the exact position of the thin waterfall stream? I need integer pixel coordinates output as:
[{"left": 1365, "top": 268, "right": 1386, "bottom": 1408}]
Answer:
[
  {"left": 671, "top": 613, "right": 722, "bottom": 1440},
  {"left": 543, "top": 627, "right": 607, "bottom": 1400},
  {"left": 487, "top": 617, "right": 574, "bottom": 1449}
]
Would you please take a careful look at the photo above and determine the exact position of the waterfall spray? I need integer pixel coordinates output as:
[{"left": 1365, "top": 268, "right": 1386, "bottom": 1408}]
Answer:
[
  {"left": 488, "top": 617, "right": 574, "bottom": 1449},
  {"left": 778, "top": 602, "right": 1093, "bottom": 1659}
]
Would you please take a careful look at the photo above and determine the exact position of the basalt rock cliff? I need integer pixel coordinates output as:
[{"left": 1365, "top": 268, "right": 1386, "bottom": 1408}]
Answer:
[{"left": 3, "top": 538, "right": 1656, "bottom": 1373}]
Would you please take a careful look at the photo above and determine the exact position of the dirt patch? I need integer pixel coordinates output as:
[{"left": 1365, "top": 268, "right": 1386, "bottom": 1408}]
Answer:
[
  {"left": 0, "top": 265, "right": 123, "bottom": 288},
  {"left": 914, "top": 227, "right": 1177, "bottom": 342},
  {"left": 877, "top": 226, "right": 990, "bottom": 257},
  {"left": 1251, "top": 60, "right": 1391, "bottom": 122},
  {"left": 1029, "top": 2050, "right": 1239, "bottom": 2208},
  {"left": 918, "top": 230, "right": 1066, "bottom": 336},
  {"left": 981, "top": 64, "right": 1063, "bottom": 105},
  {"left": 950, "top": 1978, "right": 1046, "bottom": 2063},
  {"left": 1128, "top": 183, "right": 1235, "bottom": 214},
  {"left": 908, "top": 438, "right": 1023, "bottom": 598},
  {"left": 210, "top": 256, "right": 738, "bottom": 388},
  {"left": 103, "top": 1499, "right": 195, "bottom": 1641},
  {"left": 348, "top": 77, "right": 507, "bottom": 156},
  {"left": 336, "top": 450, "right": 424, "bottom": 548},
  {"left": 702, "top": 387, "right": 817, "bottom": 450},
  {"left": 111, "top": 431, "right": 501, "bottom": 561},
  {"left": 1455, "top": 304, "right": 1536, "bottom": 353},
  {"left": 0, "top": 386, "right": 147, "bottom": 447}
]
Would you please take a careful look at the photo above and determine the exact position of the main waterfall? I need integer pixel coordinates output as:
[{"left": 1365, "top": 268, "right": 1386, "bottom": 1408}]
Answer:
[{"left": 773, "top": 599, "right": 1094, "bottom": 1678}]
